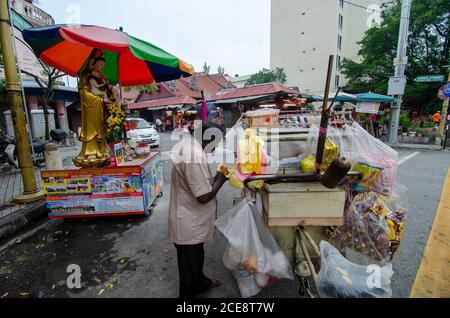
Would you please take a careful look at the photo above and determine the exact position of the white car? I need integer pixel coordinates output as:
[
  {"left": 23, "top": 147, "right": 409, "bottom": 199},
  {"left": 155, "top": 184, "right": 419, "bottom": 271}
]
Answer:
[{"left": 126, "top": 118, "right": 160, "bottom": 149}]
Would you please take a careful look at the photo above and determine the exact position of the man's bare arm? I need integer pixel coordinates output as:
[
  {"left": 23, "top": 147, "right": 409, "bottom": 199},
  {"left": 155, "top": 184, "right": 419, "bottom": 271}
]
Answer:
[{"left": 197, "top": 172, "right": 227, "bottom": 204}]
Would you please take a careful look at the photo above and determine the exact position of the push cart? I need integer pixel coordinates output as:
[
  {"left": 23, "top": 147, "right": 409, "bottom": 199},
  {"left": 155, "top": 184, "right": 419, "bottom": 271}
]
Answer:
[{"left": 241, "top": 171, "right": 362, "bottom": 298}]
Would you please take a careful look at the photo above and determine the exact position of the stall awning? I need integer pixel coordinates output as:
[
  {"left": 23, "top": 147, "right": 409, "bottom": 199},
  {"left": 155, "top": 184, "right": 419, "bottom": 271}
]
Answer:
[
  {"left": 356, "top": 92, "right": 395, "bottom": 103},
  {"left": 1, "top": 80, "right": 80, "bottom": 103},
  {"left": 208, "top": 83, "right": 301, "bottom": 102},
  {"left": 213, "top": 94, "right": 275, "bottom": 105},
  {"left": 128, "top": 95, "right": 198, "bottom": 110}
]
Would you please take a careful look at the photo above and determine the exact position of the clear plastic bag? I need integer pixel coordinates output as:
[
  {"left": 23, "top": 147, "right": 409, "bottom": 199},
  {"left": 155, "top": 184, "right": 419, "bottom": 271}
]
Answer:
[
  {"left": 317, "top": 241, "right": 394, "bottom": 298},
  {"left": 330, "top": 186, "right": 408, "bottom": 264},
  {"left": 302, "top": 123, "right": 399, "bottom": 195},
  {"left": 216, "top": 200, "right": 294, "bottom": 298}
]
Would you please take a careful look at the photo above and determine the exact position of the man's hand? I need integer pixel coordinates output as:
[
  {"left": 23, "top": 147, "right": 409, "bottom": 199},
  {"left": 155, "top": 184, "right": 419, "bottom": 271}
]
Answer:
[{"left": 214, "top": 171, "right": 228, "bottom": 184}]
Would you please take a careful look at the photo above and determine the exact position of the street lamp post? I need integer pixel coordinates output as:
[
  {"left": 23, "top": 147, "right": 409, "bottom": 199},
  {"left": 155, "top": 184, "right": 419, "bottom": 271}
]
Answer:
[
  {"left": 388, "top": 0, "right": 412, "bottom": 144},
  {"left": 0, "top": 0, "right": 44, "bottom": 202}
]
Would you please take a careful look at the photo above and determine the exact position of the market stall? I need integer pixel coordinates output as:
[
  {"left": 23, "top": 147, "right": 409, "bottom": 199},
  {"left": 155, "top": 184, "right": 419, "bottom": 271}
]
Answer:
[
  {"left": 23, "top": 24, "right": 194, "bottom": 219},
  {"left": 42, "top": 152, "right": 163, "bottom": 218}
]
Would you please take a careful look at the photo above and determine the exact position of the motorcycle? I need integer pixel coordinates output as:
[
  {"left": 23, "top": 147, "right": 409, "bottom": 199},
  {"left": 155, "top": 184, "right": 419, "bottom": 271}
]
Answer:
[
  {"left": 0, "top": 128, "right": 48, "bottom": 168},
  {"left": 0, "top": 129, "right": 19, "bottom": 169}
]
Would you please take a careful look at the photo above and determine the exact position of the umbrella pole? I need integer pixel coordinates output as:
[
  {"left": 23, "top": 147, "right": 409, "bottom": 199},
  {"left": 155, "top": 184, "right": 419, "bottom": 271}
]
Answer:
[{"left": 315, "top": 55, "right": 334, "bottom": 174}]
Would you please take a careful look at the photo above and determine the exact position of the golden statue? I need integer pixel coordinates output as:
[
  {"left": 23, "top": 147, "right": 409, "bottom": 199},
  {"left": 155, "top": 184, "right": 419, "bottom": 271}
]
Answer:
[{"left": 73, "top": 56, "right": 113, "bottom": 168}]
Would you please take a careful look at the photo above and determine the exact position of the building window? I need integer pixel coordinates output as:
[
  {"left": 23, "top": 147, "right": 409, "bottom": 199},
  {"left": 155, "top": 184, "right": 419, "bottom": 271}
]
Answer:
[
  {"left": 338, "top": 14, "right": 343, "bottom": 29},
  {"left": 337, "top": 34, "right": 342, "bottom": 50},
  {"left": 335, "top": 75, "right": 340, "bottom": 88},
  {"left": 336, "top": 55, "right": 341, "bottom": 70}
]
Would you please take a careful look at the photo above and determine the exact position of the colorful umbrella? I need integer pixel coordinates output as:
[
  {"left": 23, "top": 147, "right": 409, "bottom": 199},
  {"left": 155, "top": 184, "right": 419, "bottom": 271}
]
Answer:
[{"left": 22, "top": 25, "right": 194, "bottom": 86}]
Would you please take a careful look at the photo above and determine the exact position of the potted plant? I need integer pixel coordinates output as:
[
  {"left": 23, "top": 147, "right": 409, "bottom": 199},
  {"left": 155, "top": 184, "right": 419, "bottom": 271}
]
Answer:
[
  {"left": 416, "top": 129, "right": 423, "bottom": 137},
  {"left": 409, "top": 120, "right": 420, "bottom": 137},
  {"left": 399, "top": 114, "right": 410, "bottom": 137},
  {"left": 421, "top": 130, "right": 431, "bottom": 144}
]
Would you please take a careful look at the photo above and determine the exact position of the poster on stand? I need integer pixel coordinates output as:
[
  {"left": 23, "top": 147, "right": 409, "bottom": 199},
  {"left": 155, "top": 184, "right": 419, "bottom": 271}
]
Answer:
[{"left": 356, "top": 102, "right": 381, "bottom": 114}]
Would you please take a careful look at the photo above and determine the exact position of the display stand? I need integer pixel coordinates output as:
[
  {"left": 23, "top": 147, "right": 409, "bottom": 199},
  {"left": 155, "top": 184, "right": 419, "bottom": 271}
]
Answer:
[{"left": 41, "top": 152, "right": 163, "bottom": 219}]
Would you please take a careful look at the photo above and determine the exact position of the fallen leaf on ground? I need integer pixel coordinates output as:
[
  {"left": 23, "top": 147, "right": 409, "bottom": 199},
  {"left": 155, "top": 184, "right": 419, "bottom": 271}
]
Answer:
[
  {"left": 15, "top": 239, "right": 21, "bottom": 244},
  {"left": 1, "top": 292, "right": 8, "bottom": 298},
  {"left": 108, "top": 283, "right": 114, "bottom": 289},
  {"left": 52, "top": 284, "right": 56, "bottom": 290},
  {"left": 98, "top": 289, "right": 105, "bottom": 296},
  {"left": 119, "top": 259, "right": 126, "bottom": 264},
  {"left": 20, "top": 292, "right": 29, "bottom": 297}
]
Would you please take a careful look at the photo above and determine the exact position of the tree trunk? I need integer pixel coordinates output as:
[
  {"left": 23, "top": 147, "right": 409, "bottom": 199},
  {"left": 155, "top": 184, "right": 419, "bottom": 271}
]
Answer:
[{"left": 43, "top": 94, "right": 50, "bottom": 141}]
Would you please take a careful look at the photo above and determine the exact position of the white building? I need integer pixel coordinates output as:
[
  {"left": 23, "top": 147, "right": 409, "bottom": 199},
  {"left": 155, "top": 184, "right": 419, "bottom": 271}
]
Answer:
[
  {"left": 271, "top": 0, "right": 385, "bottom": 95},
  {"left": 225, "top": 74, "right": 252, "bottom": 88},
  {"left": 11, "top": 0, "right": 55, "bottom": 26}
]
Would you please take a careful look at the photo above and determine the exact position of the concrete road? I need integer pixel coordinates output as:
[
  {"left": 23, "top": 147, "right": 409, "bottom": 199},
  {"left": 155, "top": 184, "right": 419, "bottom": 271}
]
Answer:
[{"left": 0, "top": 133, "right": 449, "bottom": 298}]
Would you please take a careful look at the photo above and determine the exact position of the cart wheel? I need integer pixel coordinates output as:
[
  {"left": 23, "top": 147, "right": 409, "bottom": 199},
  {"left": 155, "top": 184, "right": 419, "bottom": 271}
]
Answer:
[
  {"left": 297, "top": 276, "right": 317, "bottom": 298},
  {"left": 158, "top": 192, "right": 163, "bottom": 198},
  {"left": 144, "top": 208, "right": 153, "bottom": 217}
]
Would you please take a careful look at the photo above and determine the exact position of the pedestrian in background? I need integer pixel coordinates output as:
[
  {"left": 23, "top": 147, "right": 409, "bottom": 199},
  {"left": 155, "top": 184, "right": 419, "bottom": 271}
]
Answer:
[{"left": 156, "top": 118, "right": 163, "bottom": 132}]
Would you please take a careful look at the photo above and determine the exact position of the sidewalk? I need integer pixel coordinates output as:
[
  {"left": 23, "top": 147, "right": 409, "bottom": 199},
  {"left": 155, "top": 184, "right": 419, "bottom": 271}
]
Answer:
[
  {"left": 0, "top": 144, "right": 81, "bottom": 240},
  {"left": 411, "top": 168, "right": 450, "bottom": 297}
]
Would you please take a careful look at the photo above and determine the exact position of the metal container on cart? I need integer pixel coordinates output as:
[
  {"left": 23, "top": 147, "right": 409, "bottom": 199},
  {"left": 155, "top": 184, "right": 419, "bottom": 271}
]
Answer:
[{"left": 41, "top": 152, "right": 163, "bottom": 218}]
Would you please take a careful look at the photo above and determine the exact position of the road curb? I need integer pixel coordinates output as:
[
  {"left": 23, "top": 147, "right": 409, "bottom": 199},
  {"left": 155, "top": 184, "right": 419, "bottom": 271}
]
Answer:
[
  {"left": 388, "top": 143, "right": 445, "bottom": 151},
  {"left": 0, "top": 201, "right": 48, "bottom": 243}
]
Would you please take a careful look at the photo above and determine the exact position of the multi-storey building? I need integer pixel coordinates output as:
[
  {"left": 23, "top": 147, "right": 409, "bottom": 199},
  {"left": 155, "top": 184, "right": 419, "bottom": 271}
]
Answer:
[{"left": 271, "top": 0, "right": 385, "bottom": 95}]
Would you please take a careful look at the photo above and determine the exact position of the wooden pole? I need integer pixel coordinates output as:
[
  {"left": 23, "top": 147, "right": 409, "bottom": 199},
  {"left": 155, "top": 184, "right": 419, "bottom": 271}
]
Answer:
[{"left": 315, "top": 55, "right": 334, "bottom": 174}]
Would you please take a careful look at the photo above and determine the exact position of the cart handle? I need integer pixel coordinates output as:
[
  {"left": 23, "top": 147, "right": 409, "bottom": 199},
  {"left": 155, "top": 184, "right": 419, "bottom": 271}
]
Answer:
[{"left": 243, "top": 171, "right": 363, "bottom": 188}]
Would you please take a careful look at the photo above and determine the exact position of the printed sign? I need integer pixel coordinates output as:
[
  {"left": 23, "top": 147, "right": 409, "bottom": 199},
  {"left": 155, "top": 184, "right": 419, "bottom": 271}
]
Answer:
[{"left": 356, "top": 102, "right": 381, "bottom": 114}]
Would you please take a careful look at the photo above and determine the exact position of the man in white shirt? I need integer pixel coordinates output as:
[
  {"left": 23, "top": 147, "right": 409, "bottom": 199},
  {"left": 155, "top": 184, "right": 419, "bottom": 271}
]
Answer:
[{"left": 168, "top": 122, "right": 227, "bottom": 298}]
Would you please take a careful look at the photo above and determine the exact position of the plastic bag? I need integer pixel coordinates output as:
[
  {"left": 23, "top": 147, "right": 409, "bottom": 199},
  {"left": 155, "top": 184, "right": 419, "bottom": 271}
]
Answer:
[
  {"left": 317, "top": 241, "right": 393, "bottom": 298},
  {"left": 216, "top": 200, "right": 294, "bottom": 298},
  {"left": 345, "top": 123, "right": 398, "bottom": 196},
  {"left": 300, "top": 126, "right": 339, "bottom": 173},
  {"left": 300, "top": 156, "right": 316, "bottom": 174},
  {"left": 302, "top": 123, "right": 398, "bottom": 195},
  {"left": 330, "top": 192, "right": 392, "bottom": 263}
]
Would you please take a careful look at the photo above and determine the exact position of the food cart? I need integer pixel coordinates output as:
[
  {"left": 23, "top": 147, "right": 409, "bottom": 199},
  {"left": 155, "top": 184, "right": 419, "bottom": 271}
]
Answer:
[
  {"left": 41, "top": 152, "right": 163, "bottom": 219},
  {"left": 217, "top": 57, "right": 406, "bottom": 298}
]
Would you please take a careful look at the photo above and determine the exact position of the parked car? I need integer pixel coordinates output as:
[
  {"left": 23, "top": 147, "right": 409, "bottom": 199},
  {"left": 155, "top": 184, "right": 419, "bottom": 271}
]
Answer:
[{"left": 126, "top": 118, "right": 160, "bottom": 149}]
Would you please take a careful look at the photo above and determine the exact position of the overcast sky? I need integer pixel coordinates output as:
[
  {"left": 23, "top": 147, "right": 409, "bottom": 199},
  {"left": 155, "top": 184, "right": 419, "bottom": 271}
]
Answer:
[{"left": 38, "top": 0, "right": 271, "bottom": 77}]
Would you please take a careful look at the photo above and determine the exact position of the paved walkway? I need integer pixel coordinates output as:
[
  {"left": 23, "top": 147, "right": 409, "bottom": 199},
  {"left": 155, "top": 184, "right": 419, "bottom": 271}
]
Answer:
[
  {"left": 410, "top": 168, "right": 450, "bottom": 298},
  {"left": 0, "top": 144, "right": 81, "bottom": 219}
]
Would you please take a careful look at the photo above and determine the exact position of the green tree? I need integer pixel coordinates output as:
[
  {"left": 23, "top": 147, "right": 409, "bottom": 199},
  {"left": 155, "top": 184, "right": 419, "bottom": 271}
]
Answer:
[
  {"left": 246, "top": 67, "right": 287, "bottom": 86},
  {"left": 341, "top": 0, "right": 450, "bottom": 114},
  {"left": 21, "top": 65, "right": 66, "bottom": 140}
]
